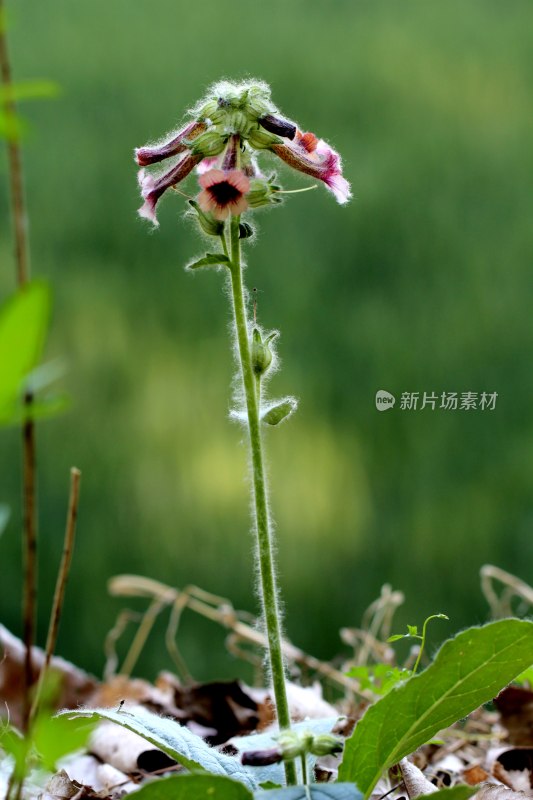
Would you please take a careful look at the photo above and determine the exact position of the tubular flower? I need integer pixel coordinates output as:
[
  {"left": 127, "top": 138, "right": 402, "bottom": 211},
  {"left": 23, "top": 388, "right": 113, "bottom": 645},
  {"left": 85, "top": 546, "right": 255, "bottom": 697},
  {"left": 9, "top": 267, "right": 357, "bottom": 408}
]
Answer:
[
  {"left": 134, "top": 79, "right": 351, "bottom": 225},
  {"left": 271, "top": 130, "right": 351, "bottom": 205},
  {"left": 138, "top": 152, "right": 202, "bottom": 225},
  {"left": 197, "top": 169, "right": 250, "bottom": 220},
  {"left": 135, "top": 121, "right": 207, "bottom": 166}
]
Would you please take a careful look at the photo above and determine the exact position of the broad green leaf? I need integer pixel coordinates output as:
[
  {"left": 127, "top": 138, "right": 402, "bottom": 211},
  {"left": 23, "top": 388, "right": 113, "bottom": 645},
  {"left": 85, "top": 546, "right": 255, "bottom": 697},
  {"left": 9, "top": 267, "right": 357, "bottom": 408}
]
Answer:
[
  {"left": 261, "top": 398, "right": 298, "bottom": 426},
  {"left": 418, "top": 789, "right": 477, "bottom": 800},
  {"left": 33, "top": 714, "right": 94, "bottom": 770},
  {"left": 233, "top": 718, "right": 338, "bottom": 786},
  {"left": 339, "top": 619, "right": 533, "bottom": 798},
  {"left": 0, "top": 282, "right": 50, "bottom": 421},
  {"left": 128, "top": 774, "right": 253, "bottom": 800},
  {"left": 59, "top": 706, "right": 257, "bottom": 790},
  {"left": 255, "top": 785, "right": 361, "bottom": 800},
  {"left": 186, "top": 253, "right": 230, "bottom": 270}
]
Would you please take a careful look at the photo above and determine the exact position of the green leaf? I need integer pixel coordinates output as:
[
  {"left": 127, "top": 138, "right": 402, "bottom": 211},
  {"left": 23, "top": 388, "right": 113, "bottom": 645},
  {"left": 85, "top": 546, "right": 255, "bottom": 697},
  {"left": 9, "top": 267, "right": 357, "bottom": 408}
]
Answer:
[
  {"left": 261, "top": 398, "right": 298, "bottom": 426},
  {"left": 339, "top": 619, "right": 533, "bottom": 798},
  {"left": 127, "top": 774, "right": 253, "bottom": 800},
  {"left": 0, "top": 505, "right": 9, "bottom": 538},
  {"left": 233, "top": 718, "right": 338, "bottom": 787},
  {"left": 58, "top": 706, "right": 258, "bottom": 790},
  {"left": 33, "top": 713, "right": 94, "bottom": 771},
  {"left": 418, "top": 788, "right": 477, "bottom": 800},
  {"left": 255, "top": 785, "right": 361, "bottom": 800},
  {"left": 0, "top": 282, "right": 50, "bottom": 422},
  {"left": 186, "top": 253, "right": 230, "bottom": 270}
]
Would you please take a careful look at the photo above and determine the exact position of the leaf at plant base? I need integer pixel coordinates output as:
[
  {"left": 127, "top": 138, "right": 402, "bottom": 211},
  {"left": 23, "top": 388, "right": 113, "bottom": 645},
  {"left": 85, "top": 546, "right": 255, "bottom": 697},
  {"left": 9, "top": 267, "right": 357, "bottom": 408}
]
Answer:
[
  {"left": 32, "top": 713, "right": 95, "bottom": 771},
  {"left": 418, "top": 788, "right": 477, "bottom": 800},
  {"left": 127, "top": 774, "right": 253, "bottom": 800},
  {"left": 233, "top": 717, "right": 338, "bottom": 786},
  {"left": 0, "top": 282, "right": 50, "bottom": 420},
  {"left": 58, "top": 707, "right": 258, "bottom": 790},
  {"left": 255, "top": 784, "right": 362, "bottom": 800},
  {"left": 338, "top": 619, "right": 533, "bottom": 798},
  {"left": 186, "top": 253, "right": 230, "bottom": 270},
  {"left": 261, "top": 398, "right": 298, "bottom": 426}
]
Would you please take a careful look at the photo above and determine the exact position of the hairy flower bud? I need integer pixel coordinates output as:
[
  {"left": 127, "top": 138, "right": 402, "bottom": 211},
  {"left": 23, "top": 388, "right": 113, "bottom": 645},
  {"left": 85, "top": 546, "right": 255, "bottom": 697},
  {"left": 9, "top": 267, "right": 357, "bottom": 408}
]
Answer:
[
  {"left": 246, "top": 178, "right": 282, "bottom": 209},
  {"left": 247, "top": 127, "right": 284, "bottom": 151},
  {"left": 309, "top": 733, "right": 344, "bottom": 757},
  {"left": 251, "top": 327, "right": 277, "bottom": 376},
  {"left": 277, "top": 730, "right": 305, "bottom": 761},
  {"left": 190, "top": 130, "right": 227, "bottom": 158}
]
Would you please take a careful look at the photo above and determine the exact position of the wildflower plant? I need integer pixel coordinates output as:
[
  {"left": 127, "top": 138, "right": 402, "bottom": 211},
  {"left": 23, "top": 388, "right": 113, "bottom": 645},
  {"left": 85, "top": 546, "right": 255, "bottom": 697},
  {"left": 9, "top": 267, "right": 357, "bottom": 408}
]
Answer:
[
  {"left": 102, "top": 79, "right": 533, "bottom": 796},
  {"left": 135, "top": 79, "right": 351, "bottom": 786}
]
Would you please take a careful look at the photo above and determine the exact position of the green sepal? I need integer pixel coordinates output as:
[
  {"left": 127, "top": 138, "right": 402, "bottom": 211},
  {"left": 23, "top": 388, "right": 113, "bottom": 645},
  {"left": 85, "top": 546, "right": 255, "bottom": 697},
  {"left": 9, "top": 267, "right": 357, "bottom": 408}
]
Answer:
[
  {"left": 261, "top": 397, "right": 298, "bottom": 426},
  {"left": 188, "top": 200, "right": 225, "bottom": 237},
  {"left": 186, "top": 253, "right": 230, "bottom": 271}
]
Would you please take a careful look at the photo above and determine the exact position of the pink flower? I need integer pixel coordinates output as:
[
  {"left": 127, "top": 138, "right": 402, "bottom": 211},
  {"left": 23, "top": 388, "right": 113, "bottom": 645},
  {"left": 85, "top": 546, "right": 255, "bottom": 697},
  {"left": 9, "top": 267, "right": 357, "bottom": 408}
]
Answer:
[
  {"left": 137, "top": 152, "right": 202, "bottom": 226},
  {"left": 271, "top": 130, "right": 351, "bottom": 205},
  {"left": 197, "top": 169, "right": 250, "bottom": 220}
]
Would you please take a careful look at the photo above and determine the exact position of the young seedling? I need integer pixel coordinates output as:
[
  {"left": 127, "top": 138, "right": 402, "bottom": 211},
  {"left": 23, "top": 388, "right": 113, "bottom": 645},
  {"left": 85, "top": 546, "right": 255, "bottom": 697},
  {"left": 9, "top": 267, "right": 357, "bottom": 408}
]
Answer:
[{"left": 388, "top": 613, "right": 449, "bottom": 675}]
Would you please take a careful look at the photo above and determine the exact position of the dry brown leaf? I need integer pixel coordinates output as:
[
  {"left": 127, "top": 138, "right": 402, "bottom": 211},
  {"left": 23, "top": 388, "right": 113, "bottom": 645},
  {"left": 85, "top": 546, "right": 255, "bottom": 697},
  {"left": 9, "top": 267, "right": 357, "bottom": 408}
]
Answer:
[
  {"left": 475, "top": 783, "right": 533, "bottom": 800},
  {"left": 0, "top": 624, "right": 97, "bottom": 728},
  {"left": 399, "top": 757, "right": 438, "bottom": 798},
  {"left": 495, "top": 689, "right": 533, "bottom": 747}
]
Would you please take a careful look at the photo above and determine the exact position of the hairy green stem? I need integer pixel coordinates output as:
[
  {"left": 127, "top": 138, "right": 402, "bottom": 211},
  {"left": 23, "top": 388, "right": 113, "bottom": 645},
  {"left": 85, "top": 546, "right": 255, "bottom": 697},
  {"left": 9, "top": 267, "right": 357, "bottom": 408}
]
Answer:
[{"left": 227, "top": 216, "right": 296, "bottom": 786}]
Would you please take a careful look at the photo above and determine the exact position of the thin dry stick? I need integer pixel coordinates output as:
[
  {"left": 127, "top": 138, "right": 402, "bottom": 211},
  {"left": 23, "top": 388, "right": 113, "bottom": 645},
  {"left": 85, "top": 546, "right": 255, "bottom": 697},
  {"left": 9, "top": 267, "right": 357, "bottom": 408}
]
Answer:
[
  {"left": 480, "top": 564, "right": 533, "bottom": 618},
  {"left": 108, "top": 575, "right": 374, "bottom": 700},
  {"left": 29, "top": 468, "right": 81, "bottom": 723},
  {"left": 0, "top": 0, "right": 38, "bottom": 732}
]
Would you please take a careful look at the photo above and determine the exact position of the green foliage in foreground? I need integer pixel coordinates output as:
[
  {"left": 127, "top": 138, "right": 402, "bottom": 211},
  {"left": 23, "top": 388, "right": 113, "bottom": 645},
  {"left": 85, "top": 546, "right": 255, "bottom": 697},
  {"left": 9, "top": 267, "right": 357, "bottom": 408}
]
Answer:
[
  {"left": 56, "top": 619, "right": 533, "bottom": 800},
  {"left": 339, "top": 619, "right": 533, "bottom": 797},
  {"left": 418, "top": 789, "right": 477, "bottom": 800},
  {"left": 0, "top": 281, "right": 49, "bottom": 424},
  {"left": 126, "top": 774, "right": 361, "bottom": 800}
]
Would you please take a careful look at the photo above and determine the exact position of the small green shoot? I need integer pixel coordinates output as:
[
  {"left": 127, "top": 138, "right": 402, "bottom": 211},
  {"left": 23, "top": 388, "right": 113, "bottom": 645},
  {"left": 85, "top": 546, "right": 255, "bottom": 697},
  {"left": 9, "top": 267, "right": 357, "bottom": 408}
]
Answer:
[{"left": 388, "top": 613, "right": 449, "bottom": 674}]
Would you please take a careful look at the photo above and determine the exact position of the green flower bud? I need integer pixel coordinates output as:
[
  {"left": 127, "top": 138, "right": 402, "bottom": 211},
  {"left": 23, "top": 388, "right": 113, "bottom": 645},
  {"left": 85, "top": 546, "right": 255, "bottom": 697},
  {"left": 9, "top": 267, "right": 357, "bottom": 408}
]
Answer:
[
  {"left": 277, "top": 730, "right": 305, "bottom": 761},
  {"left": 196, "top": 99, "right": 219, "bottom": 121},
  {"left": 246, "top": 127, "right": 283, "bottom": 151},
  {"left": 309, "top": 733, "right": 344, "bottom": 757},
  {"left": 251, "top": 327, "right": 276, "bottom": 376},
  {"left": 247, "top": 179, "right": 282, "bottom": 209},
  {"left": 190, "top": 130, "right": 227, "bottom": 158},
  {"left": 188, "top": 200, "right": 225, "bottom": 237},
  {"left": 241, "top": 85, "right": 274, "bottom": 121}
]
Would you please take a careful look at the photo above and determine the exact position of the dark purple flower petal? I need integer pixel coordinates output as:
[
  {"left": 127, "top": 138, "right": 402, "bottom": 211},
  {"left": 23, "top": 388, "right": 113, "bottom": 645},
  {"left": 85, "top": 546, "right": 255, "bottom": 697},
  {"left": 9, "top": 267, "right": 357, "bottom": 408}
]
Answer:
[
  {"left": 135, "top": 121, "right": 207, "bottom": 166},
  {"left": 259, "top": 114, "right": 297, "bottom": 140}
]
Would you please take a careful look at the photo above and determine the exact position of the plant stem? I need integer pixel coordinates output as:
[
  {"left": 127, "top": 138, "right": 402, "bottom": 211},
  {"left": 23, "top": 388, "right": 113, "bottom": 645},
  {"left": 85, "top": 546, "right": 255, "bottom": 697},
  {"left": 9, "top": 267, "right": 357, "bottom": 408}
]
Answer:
[
  {"left": 227, "top": 216, "right": 296, "bottom": 786},
  {"left": 0, "top": 0, "right": 38, "bottom": 732},
  {"left": 29, "top": 468, "right": 81, "bottom": 723}
]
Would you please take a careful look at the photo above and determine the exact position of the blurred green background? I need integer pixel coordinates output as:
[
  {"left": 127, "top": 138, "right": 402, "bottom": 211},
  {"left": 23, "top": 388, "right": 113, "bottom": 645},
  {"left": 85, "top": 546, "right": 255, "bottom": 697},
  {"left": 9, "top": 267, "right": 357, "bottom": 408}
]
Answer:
[{"left": 1, "top": 0, "right": 533, "bottom": 683}]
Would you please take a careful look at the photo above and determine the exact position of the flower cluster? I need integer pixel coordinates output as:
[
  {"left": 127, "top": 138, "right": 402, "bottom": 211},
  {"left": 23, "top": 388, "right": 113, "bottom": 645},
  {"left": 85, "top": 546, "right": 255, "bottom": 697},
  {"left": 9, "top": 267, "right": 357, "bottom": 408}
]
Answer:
[{"left": 135, "top": 80, "right": 351, "bottom": 227}]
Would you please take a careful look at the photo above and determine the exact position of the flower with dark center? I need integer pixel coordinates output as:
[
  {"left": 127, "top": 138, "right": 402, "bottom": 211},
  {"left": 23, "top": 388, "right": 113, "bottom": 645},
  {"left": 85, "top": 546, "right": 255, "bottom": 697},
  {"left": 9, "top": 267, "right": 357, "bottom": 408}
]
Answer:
[
  {"left": 134, "top": 79, "right": 351, "bottom": 225},
  {"left": 197, "top": 169, "right": 250, "bottom": 220}
]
